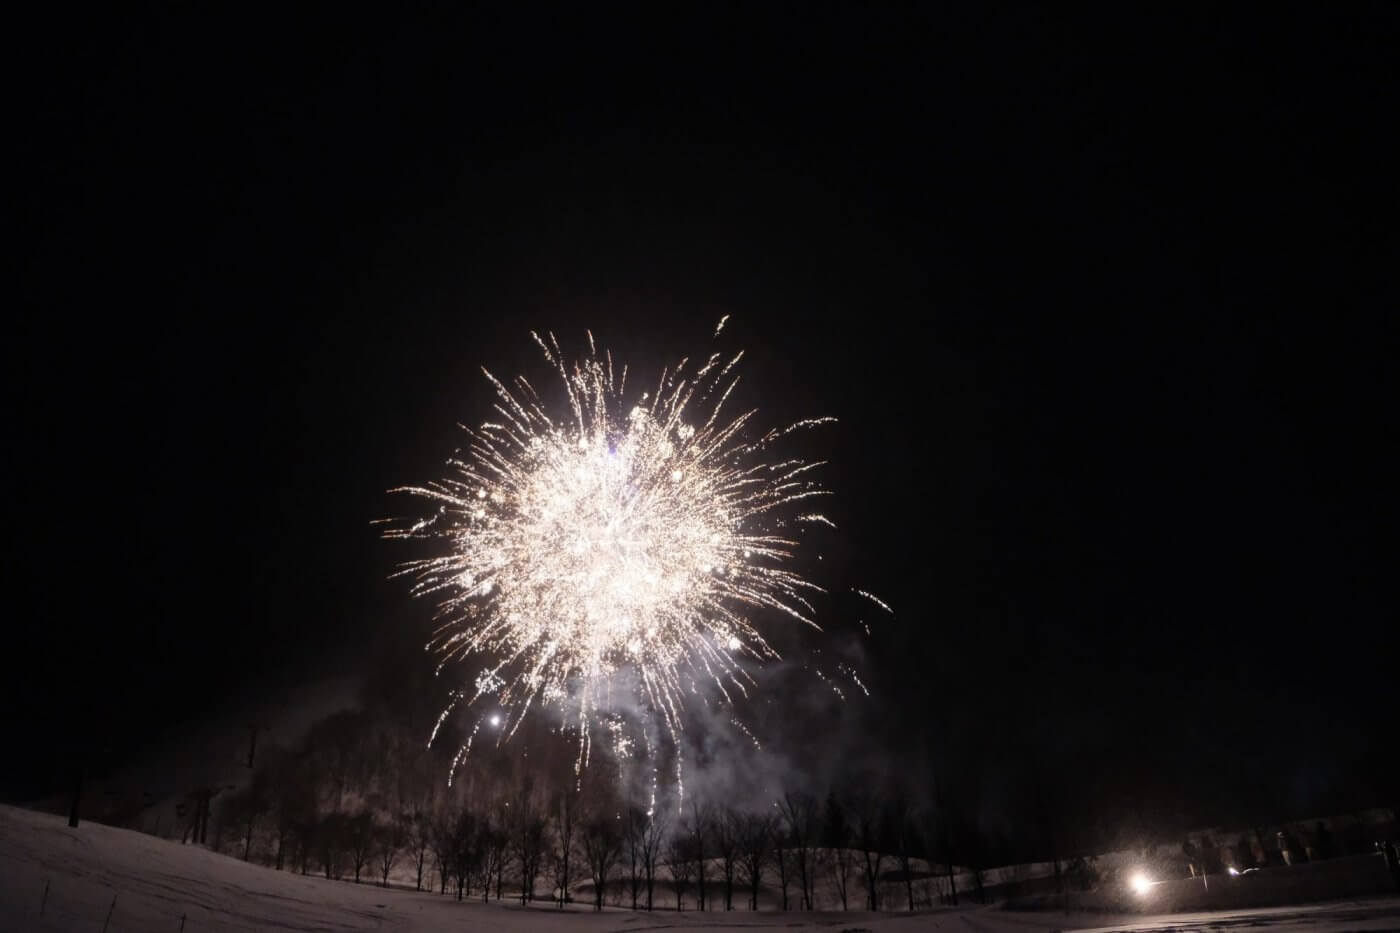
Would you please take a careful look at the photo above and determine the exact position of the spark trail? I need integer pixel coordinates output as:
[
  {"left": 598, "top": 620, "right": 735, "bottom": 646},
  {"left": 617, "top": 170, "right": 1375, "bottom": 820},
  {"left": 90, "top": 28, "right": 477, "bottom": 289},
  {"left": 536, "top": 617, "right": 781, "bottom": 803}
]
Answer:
[{"left": 386, "top": 329, "right": 856, "bottom": 784}]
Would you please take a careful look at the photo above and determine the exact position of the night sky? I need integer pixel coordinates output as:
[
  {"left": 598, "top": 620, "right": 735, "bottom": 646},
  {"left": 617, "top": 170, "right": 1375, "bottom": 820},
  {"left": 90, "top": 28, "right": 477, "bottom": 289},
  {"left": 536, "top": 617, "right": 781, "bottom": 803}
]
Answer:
[{"left": 8, "top": 6, "right": 1397, "bottom": 843}]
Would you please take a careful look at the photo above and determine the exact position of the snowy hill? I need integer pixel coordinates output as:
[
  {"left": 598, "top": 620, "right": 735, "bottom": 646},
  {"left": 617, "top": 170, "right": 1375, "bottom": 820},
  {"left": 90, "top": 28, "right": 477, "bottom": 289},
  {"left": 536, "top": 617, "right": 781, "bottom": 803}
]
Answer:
[
  {"left": 4, "top": 805, "right": 1398, "bottom": 932},
  {"left": 0, "top": 804, "right": 1035, "bottom": 932}
]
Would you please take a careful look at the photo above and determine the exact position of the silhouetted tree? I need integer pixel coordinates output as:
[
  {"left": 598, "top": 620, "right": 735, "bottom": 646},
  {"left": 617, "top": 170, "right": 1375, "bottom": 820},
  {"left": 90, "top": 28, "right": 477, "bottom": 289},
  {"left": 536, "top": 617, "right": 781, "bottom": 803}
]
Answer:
[
  {"left": 891, "top": 796, "right": 919, "bottom": 911},
  {"left": 736, "top": 812, "right": 772, "bottom": 910},
  {"left": 779, "top": 791, "right": 818, "bottom": 909},
  {"left": 622, "top": 805, "right": 647, "bottom": 909},
  {"left": 292, "top": 813, "right": 314, "bottom": 876},
  {"left": 242, "top": 767, "right": 272, "bottom": 862},
  {"left": 430, "top": 812, "right": 453, "bottom": 894},
  {"left": 639, "top": 808, "right": 669, "bottom": 910},
  {"left": 581, "top": 813, "right": 623, "bottom": 910},
  {"left": 408, "top": 812, "right": 432, "bottom": 890},
  {"left": 304, "top": 711, "right": 364, "bottom": 814},
  {"left": 714, "top": 807, "right": 741, "bottom": 909},
  {"left": 318, "top": 812, "right": 346, "bottom": 880},
  {"left": 854, "top": 797, "right": 888, "bottom": 910},
  {"left": 377, "top": 816, "right": 403, "bottom": 887},
  {"left": 823, "top": 793, "right": 854, "bottom": 910},
  {"left": 450, "top": 808, "right": 479, "bottom": 900},
  {"left": 266, "top": 748, "right": 317, "bottom": 873},
  {"left": 684, "top": 800, "right": 713, "bottom": 910},
  {"left": 483, "top": 815, "right": 508, "bottom": 901},
  {"left": 665, "top": 831, "right": 695, "bottom": 910},
  {"left": 772, "top": 821, "right": 792, "bottom": 910},
  {"left": 514, "top": 794, "right": 547, "bottom": 904},
  {"left": 347, "top": 809, "right": 376, "bottom": 883},
  {"left": 552, "top": 791, "right": 579, "bottom": 907}
]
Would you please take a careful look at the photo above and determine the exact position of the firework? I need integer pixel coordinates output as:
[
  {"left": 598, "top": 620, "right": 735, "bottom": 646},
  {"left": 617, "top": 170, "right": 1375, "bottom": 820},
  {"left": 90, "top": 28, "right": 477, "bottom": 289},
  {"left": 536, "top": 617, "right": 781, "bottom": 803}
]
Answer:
[{"left": 386, "top": 328, "right": 847, "bottom": 782}]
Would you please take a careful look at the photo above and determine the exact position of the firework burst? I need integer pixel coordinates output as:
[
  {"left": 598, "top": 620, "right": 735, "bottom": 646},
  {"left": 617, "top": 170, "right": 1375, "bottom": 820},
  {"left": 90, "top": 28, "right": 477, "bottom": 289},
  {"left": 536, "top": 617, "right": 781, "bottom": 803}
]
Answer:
[{"left": 385, "top": 328, "right": 853, "bottom": 784}]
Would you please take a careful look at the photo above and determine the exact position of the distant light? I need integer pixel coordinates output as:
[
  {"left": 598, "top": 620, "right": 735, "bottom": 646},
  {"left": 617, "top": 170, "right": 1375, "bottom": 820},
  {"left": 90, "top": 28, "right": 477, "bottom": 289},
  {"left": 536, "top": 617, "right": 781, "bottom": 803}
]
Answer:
[
  {"left": 1227, "top": 866, "right": 1240, "bottom": 876},
  {"left": 1130, "top": 872, "right": 1153, "bottom": 895},
  {"left": 489, "top": 714, "right": 501, "bottom": 727}
]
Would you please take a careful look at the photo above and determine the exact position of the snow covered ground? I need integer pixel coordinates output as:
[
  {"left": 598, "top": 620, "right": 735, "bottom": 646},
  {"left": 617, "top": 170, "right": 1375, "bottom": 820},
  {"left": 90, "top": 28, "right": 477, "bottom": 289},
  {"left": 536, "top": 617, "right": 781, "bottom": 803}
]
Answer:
[{"left": 4, "top": 805, "right": 1398, "bottom": 932}]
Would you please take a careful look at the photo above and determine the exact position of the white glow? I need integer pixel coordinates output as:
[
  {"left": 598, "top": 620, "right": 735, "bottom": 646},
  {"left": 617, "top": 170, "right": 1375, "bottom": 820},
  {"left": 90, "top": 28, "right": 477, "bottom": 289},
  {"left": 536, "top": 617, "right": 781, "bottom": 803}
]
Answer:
[
  {"left": 1130, "top": 872, "right": 1153, "bottom": 895},
  {"left": 1227, "top": 866, "right": 1240, "bottom": 876},
  {"left": 388, "top": 329, "right": 851, "bottom": 782}
]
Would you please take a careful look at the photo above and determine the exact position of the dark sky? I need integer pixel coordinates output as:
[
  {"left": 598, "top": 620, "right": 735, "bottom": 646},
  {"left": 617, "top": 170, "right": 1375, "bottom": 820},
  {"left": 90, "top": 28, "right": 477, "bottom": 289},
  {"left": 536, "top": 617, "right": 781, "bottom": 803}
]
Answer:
[{"left": 8, "top": 5, "right": 1397, "bottom": 837}]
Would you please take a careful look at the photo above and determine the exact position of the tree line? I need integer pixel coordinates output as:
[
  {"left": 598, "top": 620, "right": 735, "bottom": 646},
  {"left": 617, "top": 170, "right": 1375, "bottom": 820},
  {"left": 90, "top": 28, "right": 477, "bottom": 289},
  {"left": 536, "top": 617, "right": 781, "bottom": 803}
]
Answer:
[{"left": 200, "top": 707, "right": 994, "bottom": 911}]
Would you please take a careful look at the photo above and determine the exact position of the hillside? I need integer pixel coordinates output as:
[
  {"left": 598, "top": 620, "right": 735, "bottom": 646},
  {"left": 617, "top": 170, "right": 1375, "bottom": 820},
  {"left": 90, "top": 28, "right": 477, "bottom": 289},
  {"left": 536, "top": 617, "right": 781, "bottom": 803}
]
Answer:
[{"left": 4, "top": 805, "right": 1398, "bottom": 932}]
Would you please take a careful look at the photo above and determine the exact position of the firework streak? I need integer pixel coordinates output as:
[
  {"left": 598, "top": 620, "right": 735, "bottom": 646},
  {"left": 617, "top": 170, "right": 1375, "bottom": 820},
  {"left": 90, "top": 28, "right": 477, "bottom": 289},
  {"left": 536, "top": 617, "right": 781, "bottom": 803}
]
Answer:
[{"left": 386, "top": 329, "right": 865, "bottom": 786}]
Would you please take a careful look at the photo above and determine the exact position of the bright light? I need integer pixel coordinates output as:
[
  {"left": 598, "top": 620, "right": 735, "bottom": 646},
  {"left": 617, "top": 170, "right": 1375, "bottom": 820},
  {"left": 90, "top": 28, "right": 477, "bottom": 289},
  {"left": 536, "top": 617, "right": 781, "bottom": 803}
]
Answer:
[
  {"left": 386, "top": 329, "right": 866, "bottom": 785},
  {"left": 1130, "top": 872, "right": 1153, "bottom": 895},
  {"left": 1227, "top": 866, "right": 1240, "bottom": 876}
]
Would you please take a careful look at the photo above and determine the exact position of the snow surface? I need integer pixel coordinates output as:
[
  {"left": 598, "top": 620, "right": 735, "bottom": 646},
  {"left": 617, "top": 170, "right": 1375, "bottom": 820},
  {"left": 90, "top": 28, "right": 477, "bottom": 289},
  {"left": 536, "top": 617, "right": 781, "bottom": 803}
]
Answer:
[{"left": 4, "top": 805, "right": 1398, "bottom": 932}]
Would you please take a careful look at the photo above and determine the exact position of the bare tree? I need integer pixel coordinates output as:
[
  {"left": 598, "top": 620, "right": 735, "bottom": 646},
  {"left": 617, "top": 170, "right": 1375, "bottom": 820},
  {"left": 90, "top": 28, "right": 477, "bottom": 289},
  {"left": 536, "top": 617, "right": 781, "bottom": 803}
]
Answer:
[
  {"left": 292, "top": 813, "right": 315, "bottom": 876},
  {"left": 640, "top": 808, "right": 669, "bottom": 910},
  {"left": 239, "top": 767, "right": 272, "bottom": 863},
  {"left": 514, "top": 808, "right": 547, "bottom": 903},
  {"left": 684, "top": 800, "right": 713, "bottom": 910},
  {"left": 855, "top": 797, "right": 888, "bottom": 910},
  {"left": 318, "top": 812, "right": 346, "bottom": 880},
  {"left": 377, "top": 816, "right": 403, "bottom": 887},
  {"left": 305, "top": 711, "right": 365, "bottom": 816},
  {"left": 665, "top": 831, "right": 696, "bottom": 910},
  {"left": 408, "top": 811, "right": 432, "bottom": 891},
  {"left": 778, "top": 791, "right": 818, "bottom": 909},
  {"left": 491, "top": 819, "right": 511, "bottom": 901},
  {"left": 622, "top": 805, "right": 647, "bottom": 909},
  {"left": 714, "top": 807, "right": 741, "bottom": 909},
  {"left": 891, "top": 796, "right": 920, "bottom": 911},
  {"left": 581, "top": 813, "right": 623, "bottom": 910},
  {"left": 736, "top": 811, "right": 771, "bottom": 910},
  {"left": 823, "top": 794, "right": 854, "bottom": 910},
  {"left": 270, "top": 763, "right": 315, "bottom": 873},
  {"left": 552, "top": 791, "right": 579, "bottom": 907},
  {"left": 475, "top": 824, "right": 496, "bottom": 903},
  {"left": 430, "top": 812, "right": 452, "bottom": 894},
  {"left": 450, "top": 809, "right": 479, "bottom": 900},
  {"left": 772, "top": 823, "right": 792, "bottom": 910}
]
